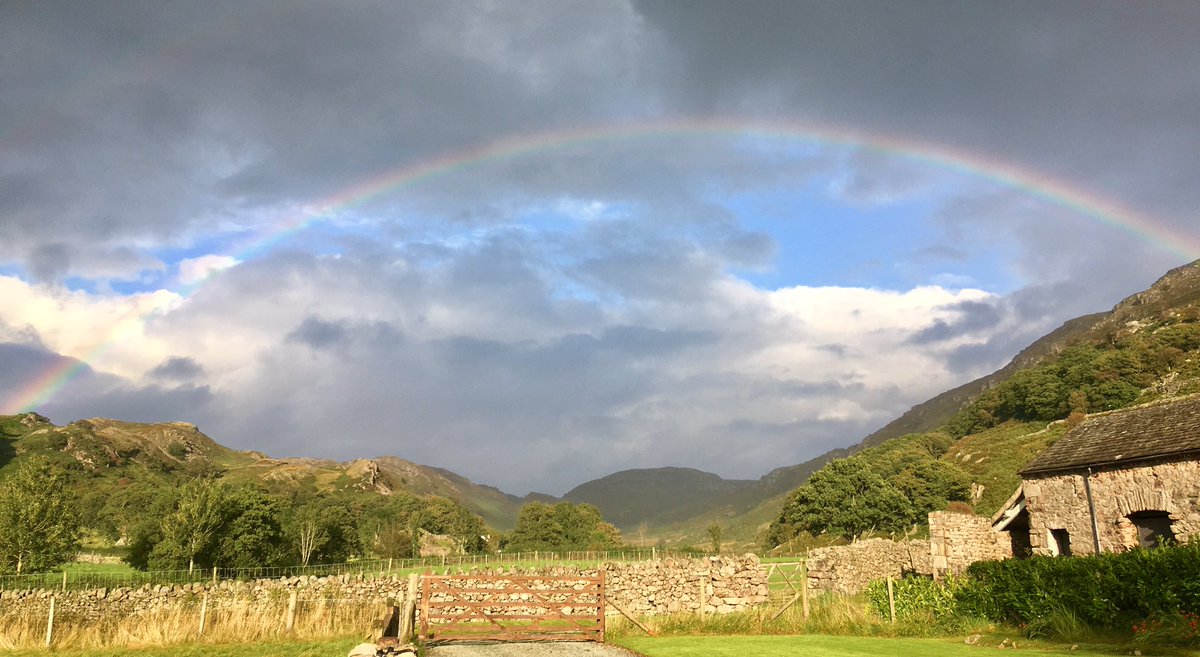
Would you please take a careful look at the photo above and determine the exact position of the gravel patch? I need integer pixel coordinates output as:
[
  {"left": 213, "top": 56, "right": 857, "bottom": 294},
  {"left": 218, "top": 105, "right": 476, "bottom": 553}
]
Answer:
[{"left": 428, "top": 641, "right": 639, "bottom": 657}]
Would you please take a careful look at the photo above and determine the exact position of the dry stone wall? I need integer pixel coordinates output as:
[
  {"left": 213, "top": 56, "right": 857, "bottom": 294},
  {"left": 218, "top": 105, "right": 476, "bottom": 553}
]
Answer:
[
  {"left": 806, "top": 539, "right": 931, "bottom": 595},
  {"left": 928, "top": 511, "right": 1012, "bottom": 577},
  {"left": 0, "top": 556, "right": 768, "bottom": 621}
]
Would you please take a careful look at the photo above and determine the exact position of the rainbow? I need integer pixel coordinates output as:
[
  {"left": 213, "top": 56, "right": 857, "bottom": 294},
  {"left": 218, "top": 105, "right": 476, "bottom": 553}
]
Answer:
[{"left": 4, "top": 117, "right": 1197, "bottom": 415}]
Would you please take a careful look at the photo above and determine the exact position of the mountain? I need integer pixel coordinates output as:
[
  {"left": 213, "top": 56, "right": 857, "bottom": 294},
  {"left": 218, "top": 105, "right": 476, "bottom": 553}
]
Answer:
[
  {"left": 574, "top": 260, "right": 1200, "bottom": 548},
  {"left": 564, "top": 467, "right": 757, "bottom": 528},
  {"left": 862, "top": 260, "right": 1200, "bottom": 448},
  {"left": 7, "top": 261, "right": 1200, "bottom": 552},
  {"left": 0, "top": 414, "right": 524, "bottom": 531}
]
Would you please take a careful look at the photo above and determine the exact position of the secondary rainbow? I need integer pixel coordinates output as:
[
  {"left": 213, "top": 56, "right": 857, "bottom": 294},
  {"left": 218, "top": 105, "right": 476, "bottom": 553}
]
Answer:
[{"left": 4, "top": 117, "right": 1197, "bottom": 415}]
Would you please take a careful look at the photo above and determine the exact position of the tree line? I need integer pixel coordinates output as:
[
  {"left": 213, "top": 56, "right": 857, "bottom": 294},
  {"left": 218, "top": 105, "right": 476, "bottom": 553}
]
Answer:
[{"left": 0, "top": 456, "right": 624, "bottom": 575}]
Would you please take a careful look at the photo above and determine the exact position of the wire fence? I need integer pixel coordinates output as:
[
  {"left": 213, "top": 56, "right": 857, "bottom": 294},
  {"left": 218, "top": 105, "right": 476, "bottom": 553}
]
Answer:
[{"left": 0, "top": 548, "right": 703, "bottom": 593}]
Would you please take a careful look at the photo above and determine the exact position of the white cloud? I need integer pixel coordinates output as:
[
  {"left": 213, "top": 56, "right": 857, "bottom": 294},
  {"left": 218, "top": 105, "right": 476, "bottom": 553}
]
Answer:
[
  {"left": 178, "top": 255, "right": 240, "bottom": 285},
  {"left": 0, "top": 276, "right": 181, "bottom": 380}
]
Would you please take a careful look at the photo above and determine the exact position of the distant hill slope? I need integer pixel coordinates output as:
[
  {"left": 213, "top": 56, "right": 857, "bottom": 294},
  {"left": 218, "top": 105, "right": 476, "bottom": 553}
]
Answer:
[
  {"left": 562, "top": 451, "right": 842, "bottom": 540},
  {"left": 0, "top": 414, "right": 524, "bottom": 531},
  {"left": 563, "top": 467, "right": 757, "bottom": 529},
  {"left": 862, "top": 260, "right": 1200, "bottom": 448},
  {"left": 6, "top": 262, "right": 1199, "bottom": 550}
]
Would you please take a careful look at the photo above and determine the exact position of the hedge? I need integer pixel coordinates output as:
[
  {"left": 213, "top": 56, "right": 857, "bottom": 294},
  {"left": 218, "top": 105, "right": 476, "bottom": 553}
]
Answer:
[{"left": 958, "top": 542, "right": 1200, "bottom": 627}]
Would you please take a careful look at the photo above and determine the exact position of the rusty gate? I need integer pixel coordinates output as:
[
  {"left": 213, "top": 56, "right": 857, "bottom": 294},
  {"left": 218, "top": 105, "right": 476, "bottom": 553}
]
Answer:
[{"left": 419, "top": 572, "right": 605, "bottom": 643}]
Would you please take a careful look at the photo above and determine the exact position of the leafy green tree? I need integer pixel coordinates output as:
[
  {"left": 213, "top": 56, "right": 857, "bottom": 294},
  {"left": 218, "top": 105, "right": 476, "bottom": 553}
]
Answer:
[
  {"left": 891, "top": 460, "right": 971, "bottom": 517},
  {"left": 288, "top": 497, "right": 360, "bottom": 565},
  {"left": 770, "top": 458, "right": 913, "bottom": 543},
  {"left": 149, "top": 478, "right": 230, "bottom": 572},
  {"left": 215, "top": 487, "right": 288, "bottom": 569},
  {"left": 707, "top": 523, "right": 722, "bottom": 554},
  {"left": 0, "top": 456, "right": 80, "bottom": 574},
  {"left": 506, "top": 502, "right": 622, "bottom": 552}
]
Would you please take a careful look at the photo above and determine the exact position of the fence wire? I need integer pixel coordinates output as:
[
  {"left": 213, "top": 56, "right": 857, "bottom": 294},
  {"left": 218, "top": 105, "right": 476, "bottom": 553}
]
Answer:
[{"left": 0, "top": 548, "right": 697, "bottom": 593}]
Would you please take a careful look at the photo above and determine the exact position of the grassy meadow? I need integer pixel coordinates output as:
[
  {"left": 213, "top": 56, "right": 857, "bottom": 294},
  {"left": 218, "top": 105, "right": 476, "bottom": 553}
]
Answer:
[{"left": 613, "top": 635, "right": 1127, "bottom": 657}]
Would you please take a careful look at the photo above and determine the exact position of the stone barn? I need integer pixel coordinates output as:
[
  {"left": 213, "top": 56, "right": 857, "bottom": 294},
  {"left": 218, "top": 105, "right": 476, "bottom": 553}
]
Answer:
[{"left": 1006, "top": 396, "right": 1200, "bottom": 556}]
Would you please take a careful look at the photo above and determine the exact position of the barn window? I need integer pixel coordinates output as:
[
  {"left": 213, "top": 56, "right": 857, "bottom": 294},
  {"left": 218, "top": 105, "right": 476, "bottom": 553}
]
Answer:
[
  {"left": 1049, "top": 528, "right": 1072, "bottom": 556},
  {"left": 1128, "top": 511, "right": 1175, "bottom": 548}
]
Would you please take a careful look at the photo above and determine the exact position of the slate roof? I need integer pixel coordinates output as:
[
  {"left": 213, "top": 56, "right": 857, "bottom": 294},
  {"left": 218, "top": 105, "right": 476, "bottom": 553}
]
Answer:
[{"left": 1020, "top": 395, "right": 1200, "bottom": 475}]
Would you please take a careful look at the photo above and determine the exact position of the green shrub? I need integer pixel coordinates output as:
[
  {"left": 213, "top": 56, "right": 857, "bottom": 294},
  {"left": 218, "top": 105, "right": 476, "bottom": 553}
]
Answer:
[
  {"left": 959, "top": 542, "right": 1200, "bottom": 630},
  {"left": 1132, "top": 610, "right": 1200, "bottom": 648},
  {"left": 865, "top": 575, "right": 967, "bottom": 625}
]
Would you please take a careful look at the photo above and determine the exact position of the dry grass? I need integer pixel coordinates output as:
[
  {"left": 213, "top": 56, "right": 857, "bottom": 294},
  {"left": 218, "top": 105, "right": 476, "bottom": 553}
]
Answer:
[
  {"left": 607, "top": 591, "right": 989, "bottom": 641},
  {"left": 0, "top": 597, "right": 386, "bottom": 650}
]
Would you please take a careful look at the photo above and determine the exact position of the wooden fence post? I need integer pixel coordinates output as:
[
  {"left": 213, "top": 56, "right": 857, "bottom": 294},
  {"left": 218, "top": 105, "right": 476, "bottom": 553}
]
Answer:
[
  {"left": 212, "top": 566, "right": 218, "bottom": 585},
  {"left": 286, "top": 590, "right": 298, "bottom": 634},
  {"left": 61, "top": 571, "right": 67, "bottom": 592},
  {"left": 45, "top": 595, "right": 56, "bottom": 648},
  {"left": 886, "top": 575, "right": 896, "bottom": 624},
  {"left": 800, "top": 561, "right": 809, "bottom": 621},
  {"left": 198, "top": 592, "right": 209, "bottom": 636},
  {"left": 400, "top": 573, "right": 419, "bottom": 644}
]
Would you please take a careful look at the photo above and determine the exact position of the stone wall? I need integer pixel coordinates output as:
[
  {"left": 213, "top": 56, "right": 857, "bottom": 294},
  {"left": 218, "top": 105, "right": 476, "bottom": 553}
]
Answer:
[
  {"left": 1024, "top": 457, "right": 1200, "bottom": 556},
  {"left": 928, "top": 511, "right": 1012, "bottom": 577},
  {"left": 806, "top": 539, "right": 931, "bottom": 595},
  {"left": 0, "top": 556, "right": 768, "bottom": 621}
]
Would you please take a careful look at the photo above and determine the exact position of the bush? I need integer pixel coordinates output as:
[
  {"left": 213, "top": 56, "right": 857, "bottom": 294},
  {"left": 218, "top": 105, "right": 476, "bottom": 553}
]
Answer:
[
  {"left": 958, "top": 542, "right": 1200, "bottom": 630},
  {"left": 866, "top": 575, "right": 967, "bottom": 624},
  {"left": 1133, "top": 611, "right": 1200, "bottom": 648}
]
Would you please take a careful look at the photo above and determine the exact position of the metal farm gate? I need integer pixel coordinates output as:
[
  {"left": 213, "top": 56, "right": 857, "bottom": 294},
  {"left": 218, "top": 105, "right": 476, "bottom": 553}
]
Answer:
[{"left": 419, "top": 572, "right": 605, "bottom": 643}]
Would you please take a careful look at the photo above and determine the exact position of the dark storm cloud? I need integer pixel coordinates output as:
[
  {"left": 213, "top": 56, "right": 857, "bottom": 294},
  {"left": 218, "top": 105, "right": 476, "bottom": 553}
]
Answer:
[
  {"left": 27, "top": 243, "right": 73, "bottom": 283},
  {"left": 909, "top": 300, "right": 1005, "bottom": 345},
  {"left": 635, "top": 0, "right": 1200, "bottom": 250},
  {"left": 3, "top": 2, "right": 1198, "bottom": 494},
  {"left": 0, "top": 341, "right": 212, "bottom": 426},
  {"left": 0, "top": 0, "right": 665, "bottom": 277},
  {"left": 286, "top": 316, "right": 350, "bottom": 351},
  {"left": 147, "top": 356, "right": 205, "bottom": 382}
]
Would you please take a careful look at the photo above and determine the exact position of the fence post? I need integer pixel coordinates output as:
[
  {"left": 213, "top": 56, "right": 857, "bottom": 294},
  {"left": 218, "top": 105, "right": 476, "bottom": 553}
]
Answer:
[
  {"left": 387, "top": 558, "right": 393, "bottom": 573},
  {"left": 886, "top": 575, "right": 896, "bottom": 624},
  {"left": 286, "top": 590, "right": 298, "bottom": 634},
  {"left": 800, "top": 561, "right": 809, "bottom": 621},
  {"left": 212, "top": 566, "right": 218, "bottom": 585},
  {"left": 61, "top": 570, "right": 67, "bottom": 592},
  {"left": 45, "top": 595, "right": 56, "bottom": 647},
  {"left": 400, "top": 573, "right": 419, "bottom": 643},
  {"left": 198, "top": 592, "right": 209, "bottom": 636}
]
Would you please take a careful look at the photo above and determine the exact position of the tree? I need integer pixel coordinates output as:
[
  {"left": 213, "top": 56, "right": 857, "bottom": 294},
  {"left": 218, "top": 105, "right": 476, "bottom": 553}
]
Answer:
[
  {"left": 707, "top": 523, "right": 722, "bottom": 554},
  {"left": 770, "top": 458, "right": 913, "bottom": 543},
  {"left": 288, "top": 497, "right": 359, "bottom": 565},
  {"left": 506, "top": 502, "right": 622, "bottom": 552},
  {"left": 150, "top": 478, "right": 230, "bottom": 572},
  {"left": 0, "top": 456, "right": 80, "bottom": 574},
  {"left": 215, "top": 487, "right": 287, "bottom": 569}
]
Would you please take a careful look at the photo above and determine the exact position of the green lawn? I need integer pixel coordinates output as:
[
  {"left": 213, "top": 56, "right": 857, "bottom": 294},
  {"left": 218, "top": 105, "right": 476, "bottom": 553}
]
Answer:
[
  {"left": 613, "top": 635, "right": 1126, "bottom": 657},
  {"left": 0, "top": 637, "right": 357, "bottom": 657}
]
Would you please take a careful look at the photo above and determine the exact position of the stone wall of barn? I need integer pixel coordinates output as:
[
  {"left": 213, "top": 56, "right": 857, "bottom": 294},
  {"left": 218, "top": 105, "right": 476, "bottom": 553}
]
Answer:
[
  {"left": 928, "top": 511, "right": 1012, "bottom": 577},
  {"left": 1023, "top": 457, "right": 1200, "bottom": 556}
]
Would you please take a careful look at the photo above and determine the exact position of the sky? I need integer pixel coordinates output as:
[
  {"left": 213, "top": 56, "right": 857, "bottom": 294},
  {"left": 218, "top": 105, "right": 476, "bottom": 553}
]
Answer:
[{"left": 1, "top": 1, "right": 1198, "bottom": 495}]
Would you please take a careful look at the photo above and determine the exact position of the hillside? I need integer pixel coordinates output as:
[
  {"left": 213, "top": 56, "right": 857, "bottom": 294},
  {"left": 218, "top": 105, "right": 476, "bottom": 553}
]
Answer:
[
  {"left": 0, "top": 414, "right": 524, "bottom": 532},
  {"left": 564, "top": 467, "right": 757, "bottom": 529},
  {"left": 765, "top": 259, "right": 1200, "bottom": 549},
  {"left": 6, "top": 261, "right": 1200, "bottom": 553}
]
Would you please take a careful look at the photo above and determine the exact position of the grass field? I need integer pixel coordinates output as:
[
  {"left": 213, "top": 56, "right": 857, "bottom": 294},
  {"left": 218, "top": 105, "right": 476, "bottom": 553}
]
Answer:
[
  {"left": 0, "top": 637, "right": 357, "bottom": 657},
  {"left": 613, "top": 635, "right": 1126, "bottom": 657}
]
